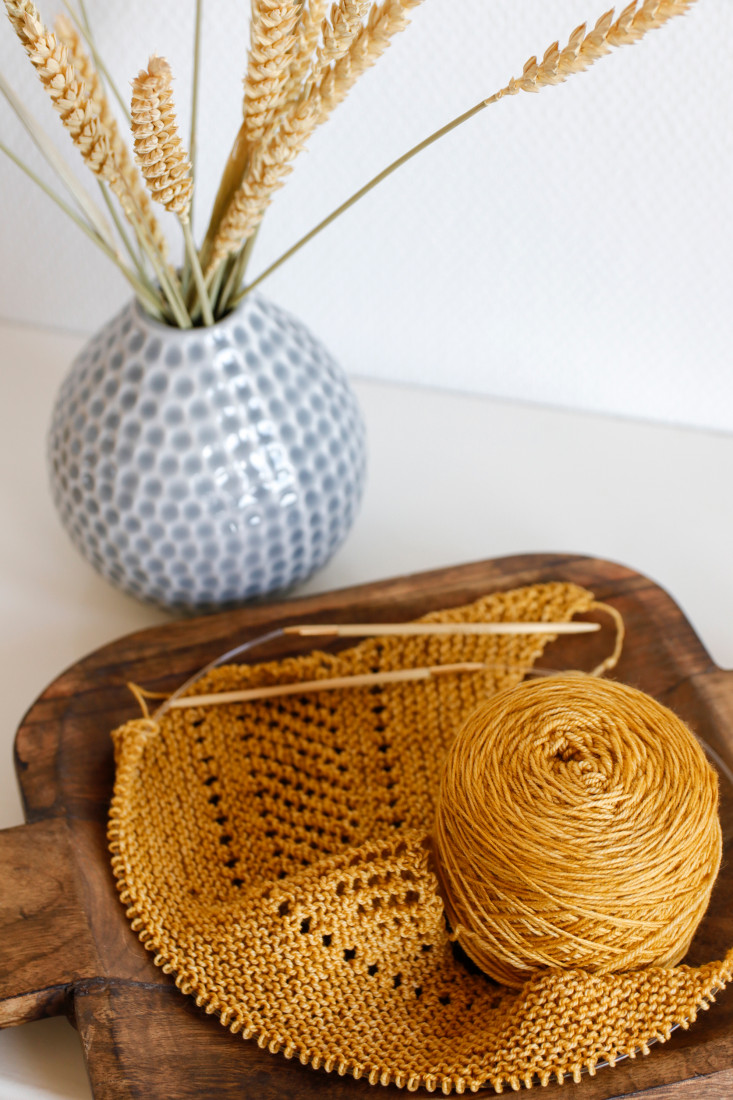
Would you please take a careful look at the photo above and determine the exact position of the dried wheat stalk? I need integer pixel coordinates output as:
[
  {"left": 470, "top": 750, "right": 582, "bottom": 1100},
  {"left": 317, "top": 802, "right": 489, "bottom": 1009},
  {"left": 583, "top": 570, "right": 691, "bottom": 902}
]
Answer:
[
  {"left": 314, "top": 0, "right": 372, "bottom": 71},
  {"left": 313, "top": 0, "right": 423, "bottom": 121},
  {"left": 206, "top": 94, "right": 317, "bottom": 272},
  {"left": 234, "top": 0, "right": 699, "bottom": 303},
  {"left": 54, "top": 15, "right": 114, "bottom": 128},
  {"left": 284, "top": 0, "right": 372, "bottom": 125},
  {"left": 208, "top": 0, "right": 423, "bottom": 272},
  {"left": 201, "top": 0, "right": 302, "bottom": 256},
  {"left": 4, "top": 0, "right": 113, "bottom": 178},
  {"left": 4, "top": 0, "right": 701, "bottom": 324},
  {"left": 131, "top": 56, "right": 193, "bottom": 221},
  {"left": 4, "top": 0, "right": 31, "bottom": 37},
  {"left": 130, "top": 55, "right": 213, "bottom": 325},
  {"left": 283, "top": 0, "right": 329, "bottom": 101},
  {"left": 55, "top": 14, "right": 167, "bottom": 258},
  {"left": 499, "top": 0, "right": 697, "bottom": 97},
  {"left": 242, "top": 0, "right": 302, "bottom": 144}
]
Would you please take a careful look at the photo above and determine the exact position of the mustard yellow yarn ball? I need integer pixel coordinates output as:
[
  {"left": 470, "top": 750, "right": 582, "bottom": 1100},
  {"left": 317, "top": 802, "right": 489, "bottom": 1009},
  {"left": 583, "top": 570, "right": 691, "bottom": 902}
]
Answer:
[{"left": 433, "top": 676, "right": 722, "bottom": 988}]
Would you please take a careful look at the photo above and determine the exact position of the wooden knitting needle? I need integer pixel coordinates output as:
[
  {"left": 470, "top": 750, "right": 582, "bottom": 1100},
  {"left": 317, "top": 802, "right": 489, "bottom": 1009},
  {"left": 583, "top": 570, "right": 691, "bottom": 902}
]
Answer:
[
  {"left": 283, "top": 621, "right": 601, "bottom": 638},
  {"left": 168, "top": 662, "right": 491, "bottom": 709}
]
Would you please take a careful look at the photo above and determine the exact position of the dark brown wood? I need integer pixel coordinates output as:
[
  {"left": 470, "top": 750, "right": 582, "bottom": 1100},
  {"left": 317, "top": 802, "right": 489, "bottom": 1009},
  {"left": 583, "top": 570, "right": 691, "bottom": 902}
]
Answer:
[
  {"left": 618, "top": 1070, "right": 733, "bottom": 1100},
  {"left": 0, "top": 819, "right": 99, "bottom": 1027},
  {"left": 2, "top": 553, "right": 733, "bottom": 1099}
]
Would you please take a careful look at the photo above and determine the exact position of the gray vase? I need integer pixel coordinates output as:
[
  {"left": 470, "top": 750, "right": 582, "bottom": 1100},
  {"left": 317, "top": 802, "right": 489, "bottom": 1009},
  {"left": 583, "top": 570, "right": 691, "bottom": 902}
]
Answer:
[{"left": 48, "top": 295, "right": 367, "bottom": 610}]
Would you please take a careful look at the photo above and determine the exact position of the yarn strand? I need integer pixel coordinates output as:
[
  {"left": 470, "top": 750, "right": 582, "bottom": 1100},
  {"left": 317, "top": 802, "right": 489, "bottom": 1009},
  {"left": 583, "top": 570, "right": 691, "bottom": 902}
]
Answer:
[
  {"left": 108, "top": 581, "right": 732, "bottom": 1093},
  {"left": 435, "top": 675, "right": 722, "bottom": 988}
]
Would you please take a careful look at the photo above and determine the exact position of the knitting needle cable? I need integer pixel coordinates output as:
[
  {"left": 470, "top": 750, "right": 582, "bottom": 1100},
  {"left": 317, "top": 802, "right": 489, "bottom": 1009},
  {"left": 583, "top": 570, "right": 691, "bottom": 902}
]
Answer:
[
  {"left": 148, "top": 609, "right": 733, "bottom": 802},
  {"left": 147, "top": 615, "right": 611, "bottom": 717},
  {"left": 155, "top": 616, "right": 604, "bottom": 714},
  {"left": 151, "top": 627, "right": 286, "bottom": 718}
]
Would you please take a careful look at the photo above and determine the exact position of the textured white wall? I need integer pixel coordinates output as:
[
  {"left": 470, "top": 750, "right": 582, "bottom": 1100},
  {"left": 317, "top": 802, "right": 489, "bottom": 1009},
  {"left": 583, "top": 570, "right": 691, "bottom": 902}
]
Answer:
[{"left": 1, "top": 0, "right": 732, "bottom": 431}]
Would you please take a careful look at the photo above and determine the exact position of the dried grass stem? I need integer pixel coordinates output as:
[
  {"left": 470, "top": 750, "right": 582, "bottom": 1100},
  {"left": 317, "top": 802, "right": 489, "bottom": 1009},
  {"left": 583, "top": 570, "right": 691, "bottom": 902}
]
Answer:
[
  {"left": 208, "top": 0, "right": 425, "bottom": 276},
  {"left": 233, "top": 0, "right": 698, "bottom": 303}
]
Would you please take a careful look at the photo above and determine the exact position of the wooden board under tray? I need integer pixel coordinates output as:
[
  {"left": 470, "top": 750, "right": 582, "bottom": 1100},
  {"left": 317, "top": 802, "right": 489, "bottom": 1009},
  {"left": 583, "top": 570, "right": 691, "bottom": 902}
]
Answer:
[{"left": 2, "top": 553, "right": 733, "bottom": 1099}]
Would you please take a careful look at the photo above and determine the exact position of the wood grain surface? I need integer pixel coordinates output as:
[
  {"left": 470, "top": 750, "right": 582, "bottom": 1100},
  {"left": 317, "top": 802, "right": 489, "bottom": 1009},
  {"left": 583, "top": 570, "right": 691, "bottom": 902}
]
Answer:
[{"left": 2, "top": 553, "right": 732, "bottom": 1099}]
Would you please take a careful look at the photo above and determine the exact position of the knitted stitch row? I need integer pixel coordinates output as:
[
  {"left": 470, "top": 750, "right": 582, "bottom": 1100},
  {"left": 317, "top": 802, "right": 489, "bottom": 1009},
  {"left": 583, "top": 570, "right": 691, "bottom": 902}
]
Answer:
[{"left": 108, "top": 582, "right": 733, "bottom": 1094}]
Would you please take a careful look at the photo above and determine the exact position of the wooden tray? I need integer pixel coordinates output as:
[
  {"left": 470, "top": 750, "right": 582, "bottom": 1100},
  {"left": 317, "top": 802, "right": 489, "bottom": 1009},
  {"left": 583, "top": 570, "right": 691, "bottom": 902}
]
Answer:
[{"left": 2, "top": 553, "right": 733, "bottom": 1099}]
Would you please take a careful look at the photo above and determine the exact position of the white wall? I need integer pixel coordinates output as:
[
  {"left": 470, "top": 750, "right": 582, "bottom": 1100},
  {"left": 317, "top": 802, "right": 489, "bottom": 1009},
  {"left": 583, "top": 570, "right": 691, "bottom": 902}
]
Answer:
[{"left": 1, "top": 0, "right": 731, "bottom": 431}]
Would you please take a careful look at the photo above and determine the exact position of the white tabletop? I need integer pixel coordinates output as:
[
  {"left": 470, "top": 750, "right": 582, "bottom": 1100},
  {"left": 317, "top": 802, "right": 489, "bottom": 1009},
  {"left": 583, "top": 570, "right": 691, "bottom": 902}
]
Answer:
[{"left": 1, "top": 316, "right": 732, "bottom": 1097}]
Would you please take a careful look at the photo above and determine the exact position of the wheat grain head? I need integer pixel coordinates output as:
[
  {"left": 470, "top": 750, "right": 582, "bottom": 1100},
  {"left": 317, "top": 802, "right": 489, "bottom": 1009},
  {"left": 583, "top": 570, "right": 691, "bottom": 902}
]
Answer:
[
  {"left": 499, "top": 0, "right": 698, "bottom": 97},
  {"left": 242, "top": 0, "right": 302, "bottom": 144},
  {"left": 55, "top": 14, "right": 168, "bottom": 257},
  {"left": 206, "top": 95, "right": 318, "bottom": 273},
  {"left": 313, "top": 0, "right": 423, "bottom": 121},
  {"left": 315, "top": 0, "right": 372, "bottom": 71},
  {"left": 4, "top": 0, "right": 33, "bottom": 39},
  {"left": 285, "top": 0, "right": 372, "bottom": 119},
  {"left": 207, "top": 0, "right": 424, "bottom": 271},
  {"left": 131, "top": 55, "right": 193, "bottom": 222},
  {"left": 4, "top": 0, "right": 113, "bottom": 177},
  {"left": 284, "top": 0, "right": 329, "bottom": 102}
]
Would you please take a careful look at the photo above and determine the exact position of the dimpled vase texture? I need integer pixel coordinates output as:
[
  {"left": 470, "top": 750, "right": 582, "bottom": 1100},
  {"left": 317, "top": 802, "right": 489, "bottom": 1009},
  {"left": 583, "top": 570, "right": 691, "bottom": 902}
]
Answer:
[{"left": 48, "top": 296, "right": 366, "bottom": 609}]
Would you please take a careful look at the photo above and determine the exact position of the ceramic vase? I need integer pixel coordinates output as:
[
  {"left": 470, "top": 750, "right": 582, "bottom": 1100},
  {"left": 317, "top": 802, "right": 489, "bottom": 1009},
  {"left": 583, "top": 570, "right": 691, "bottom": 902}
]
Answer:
[{"left": 48, "top": 295, "right": 366, "bottom": 610}]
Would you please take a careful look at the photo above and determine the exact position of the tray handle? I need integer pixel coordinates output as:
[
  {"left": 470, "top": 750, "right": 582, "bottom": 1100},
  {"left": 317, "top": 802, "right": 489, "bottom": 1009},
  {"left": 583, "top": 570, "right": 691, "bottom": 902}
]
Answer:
[
  {"left": 667, "top": 668, "right": 733, "bottom": 772},
  {"left": 0, "top": 818, "right": 98, "bottom": 1027}
]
